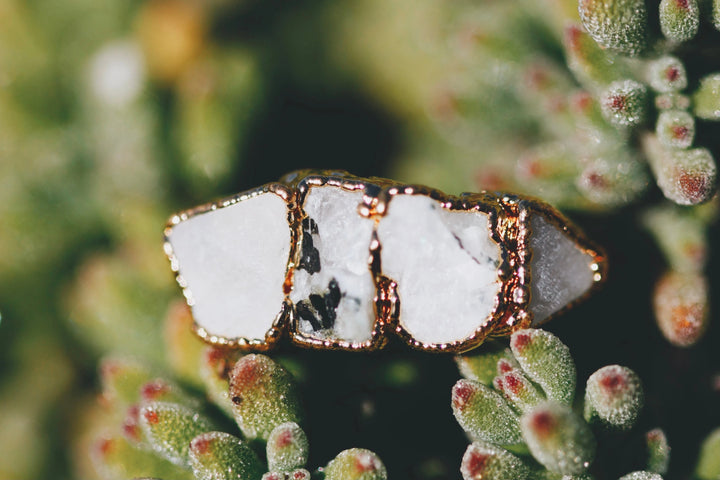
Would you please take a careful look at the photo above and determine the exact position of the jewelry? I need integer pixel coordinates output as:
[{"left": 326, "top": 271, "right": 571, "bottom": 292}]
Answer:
[{"left": 164, "top": 170, "right": 606, "bottom": 352}]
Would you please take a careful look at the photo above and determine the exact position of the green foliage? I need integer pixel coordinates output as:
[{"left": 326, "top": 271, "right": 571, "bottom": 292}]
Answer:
[{"left": 453, "top": 329, "right": 661, "bottom": 478}]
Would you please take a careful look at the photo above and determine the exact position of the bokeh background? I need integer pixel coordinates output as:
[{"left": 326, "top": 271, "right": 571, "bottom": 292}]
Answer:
[{"left": 1, "top": 0, "right": 719, "bottom": 479}]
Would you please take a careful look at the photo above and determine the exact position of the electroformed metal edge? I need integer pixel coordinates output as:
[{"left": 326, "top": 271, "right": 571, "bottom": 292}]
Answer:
[{"left": 163, "top": 183, "right": 295, "bottom": 350}]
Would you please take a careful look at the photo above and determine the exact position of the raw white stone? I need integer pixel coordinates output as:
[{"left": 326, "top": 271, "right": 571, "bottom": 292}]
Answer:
[
  {"left": 168, "top": 192, "right": 291, "bottom": 341},
  {"left": 377, "top": 195, "right": 502, "bottom": 345},
  {"left": 528, "top": 214, "right": 595, "bottom": 324},
  {"left": 290, "top": 186, "right": 376, "bottom": 343}
]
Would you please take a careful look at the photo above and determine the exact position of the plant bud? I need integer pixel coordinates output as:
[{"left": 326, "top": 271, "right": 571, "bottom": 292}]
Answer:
[
  {"left": 618, "top": 472, "right": 664, "bottom": 480},
  {"left": 647, "top": 56, "right": 687, "bottom": 93},
  {"left": 323, "top": 448, "right": 387, "bottom": 480},
  {"left": 646, "top": 428, "right": 670, "bottom": 474},
  {"left": 578, "top": 0, "right": 647, "bottom": 55},
  {"left": 493, "top": 368, "right": 545, "bottom": 413},
  {"left": 138, "top": 401, "right": 216, "bottom": 466},
  {"left": 644, "top": 134, "right": 717, "bottom": 206},
  {"left": 460, "top": 441, "right": 530, "bottom": 480},
  {"left": 188, "top": 432, "right": 264, "bottom": 480},
  {"left": 228, "top": 355, "right": 303, "bottom": 441},
  {"left": 659, "top": 0, "right": 699, "bottom": 43},
  {"left": 693, "top": 74, "right": 720, "bottom": 120},
  {"left": 600, "top": 80, "right": 647, "bottom": 127},
  {"left": 266, "top": 422, "right": 309, "bottom": 472},
  {"left": 656, "top": 110, "right": 695, "bottom": 149},
  {"left": 584, "top": 365, "right": 643, "bottom": 429},
  {"left": 653, "top": 271, "right": 709, "bottom": 347},
  {"left": 521, "top": 401, "right": 596, "bottom": 475}
]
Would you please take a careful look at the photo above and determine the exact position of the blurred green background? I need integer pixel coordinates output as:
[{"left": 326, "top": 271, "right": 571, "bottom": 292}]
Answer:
[{"left": 1, "top": 0, "right": 719, "bottom": 479}]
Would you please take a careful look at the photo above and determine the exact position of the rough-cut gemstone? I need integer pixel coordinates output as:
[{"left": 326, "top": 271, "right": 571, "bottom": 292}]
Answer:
[
  {"left": 290, "top": 186, "right": 376, "bottom": 344},
  {"left": 528, "top": 214, "right": 596, "bottom": 324},
  {"left": 167, "top": 191, "right": 291, "bottom": 341},
  {"left": 377, "top": 194, "right": 502, "bottom": 346}
]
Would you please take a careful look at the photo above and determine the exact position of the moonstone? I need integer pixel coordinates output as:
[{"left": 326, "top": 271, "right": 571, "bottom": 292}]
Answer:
[
  {"left": 528, "top": 214, "right": 596, "bottom": 324},
  {"left": 290, "top": 186, "right": 376, "bottom": 343},
  {"left": 167, "top": 192, "right": 291, "bottom": 341},
  {"left": 376, "top": 194, "right": 502, "bottom": 346}
]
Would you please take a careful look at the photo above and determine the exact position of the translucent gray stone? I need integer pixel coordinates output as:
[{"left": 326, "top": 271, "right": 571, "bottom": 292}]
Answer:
[{"left": 528, "top": 215, "right": 596, "bottom": 324}]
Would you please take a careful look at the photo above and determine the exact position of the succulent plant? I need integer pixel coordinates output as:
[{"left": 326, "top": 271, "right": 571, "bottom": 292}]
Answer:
[
  {"left": 90, "top": 352, "right": 387, "bottom": 480},
  {"left": 2, "top": 0, "right": 720, "bottom": 479},
  {"left": 454, "top": 329, "right": 652, "bottom": 478}
]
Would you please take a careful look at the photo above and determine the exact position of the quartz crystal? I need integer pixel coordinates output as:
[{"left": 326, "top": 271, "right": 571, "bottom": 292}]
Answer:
[
  {"left": 290, "top": 186, "right": 376, "bottom": 344},
  {"left": 528, "top": 214, "right": 596, "bottom": 324},
  {"left": 167, "top": 192, "right": 291, "bottom": 341},
  {"left": 377, "top": 195, "right": 502, "bottom": 346}
]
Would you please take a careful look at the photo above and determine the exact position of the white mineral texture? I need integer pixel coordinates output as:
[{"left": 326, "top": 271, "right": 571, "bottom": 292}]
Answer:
[
  {"left": 528, "top": 215, "right": 595, "bottom": 324},
  {"left": 377, "top": 195, "right": 502, "bottom": 345},
  {"left": 168, "top": 192, "right": 291, "bottom": 341},
  {"left": 290, "top": 186, "right": 376, "bottom": 343}
]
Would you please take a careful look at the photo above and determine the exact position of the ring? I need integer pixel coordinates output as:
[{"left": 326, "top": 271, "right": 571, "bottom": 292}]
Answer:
[{"left": 164, "top": 170, "right": 606, "bottom": 352}]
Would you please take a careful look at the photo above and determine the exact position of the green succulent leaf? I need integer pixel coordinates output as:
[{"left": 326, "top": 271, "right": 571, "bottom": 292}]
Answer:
[
  {"left": 452, "top": 379, "right": 523, "bottom": 446},
  {"left": 696, "top": 427, "right": 720, "bottom": 479},
  {"left": 228, "top": 354, "right": 303, "bottom": 441},
  {"left": 188, "top": 431, "right": 264, "bottom": 480},
  {"left": 138, "top": 401, "right": 216, "bottom": 467},
  {"left": 646, "top": 428, "right": 670, "bottom": 475},
  {"left": 323, "top": 448, "right": 387, "bottom": 480},
  {"left": 266, "top": 422, "right": 309, "bottom": 472},
  {"left": 509, "top": 329, "right": 576, "bottom": 405},
  {"left": 460, "top": 441, "right": 530, "bottom": 480},
  {"left": 659, "top": 0, "right": 699, "bottom": 43},
  {"left": 521, "top": 401, "right": 596, "bottom": 475},
  {"left": 584, "top": 365, "right": 643, "bottom": 430},
  {"left": 578, "top": 0, "right": 647, "bottom": 56}
]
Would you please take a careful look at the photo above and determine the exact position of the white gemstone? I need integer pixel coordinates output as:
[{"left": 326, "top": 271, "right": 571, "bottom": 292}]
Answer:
[
  {"left": 167, "top": 192, "right": 290, "bottom": 341},
  {"left": 290, "top": 186, "right": 376, "bottom": 343},
  {"left": 377, "top": 195, "right": 502, "bottom": 345},
  {"left": 528, "top": 214, "right": 595, "bottom": 324}
]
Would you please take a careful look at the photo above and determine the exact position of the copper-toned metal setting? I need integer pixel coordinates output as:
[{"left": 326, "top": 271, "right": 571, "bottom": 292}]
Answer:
[
  {"left": 164, "top": 170, "right": 608, "bottom": 353},
  {"left": 163, "top": 183, "right": 296, "bottom": 350}
]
